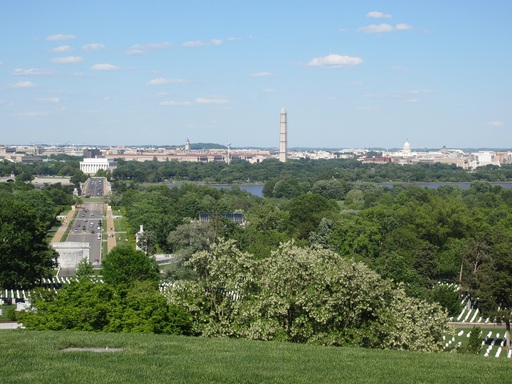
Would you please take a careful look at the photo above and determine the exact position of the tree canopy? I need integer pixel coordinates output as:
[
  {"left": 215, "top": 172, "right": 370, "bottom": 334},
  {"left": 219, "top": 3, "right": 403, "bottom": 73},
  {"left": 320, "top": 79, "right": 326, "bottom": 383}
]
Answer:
[
  {"left": 0, "top": 193, "right": 57, "bottom": 289},
  {"left": 101, "top": 244, "right": 160, "bottom": 287},
  {"left": 167, "top": 240, "right": 450, "bottom": 351}
]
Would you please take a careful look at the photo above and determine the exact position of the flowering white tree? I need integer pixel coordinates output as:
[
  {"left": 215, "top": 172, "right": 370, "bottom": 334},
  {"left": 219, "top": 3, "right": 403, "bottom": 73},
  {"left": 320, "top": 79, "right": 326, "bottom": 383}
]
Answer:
[{"left": 167, "top": 240, "right": 450, "bottom": 351}]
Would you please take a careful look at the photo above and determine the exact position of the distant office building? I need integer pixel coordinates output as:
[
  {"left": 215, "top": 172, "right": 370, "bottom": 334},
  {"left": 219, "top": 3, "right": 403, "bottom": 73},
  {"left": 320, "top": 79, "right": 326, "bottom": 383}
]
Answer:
[
  {"left": 83, "top": 148, "right": 102, "bottom": 158},
  {"left": 279, "top": 108, "right": 287, "bottom": 162}
]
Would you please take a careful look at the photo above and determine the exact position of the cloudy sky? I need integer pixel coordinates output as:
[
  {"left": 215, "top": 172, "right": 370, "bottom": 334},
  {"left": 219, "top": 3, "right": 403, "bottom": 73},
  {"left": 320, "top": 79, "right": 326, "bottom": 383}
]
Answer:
[{"left": 1, "top": 1, "right": 511, "bottom": 149}]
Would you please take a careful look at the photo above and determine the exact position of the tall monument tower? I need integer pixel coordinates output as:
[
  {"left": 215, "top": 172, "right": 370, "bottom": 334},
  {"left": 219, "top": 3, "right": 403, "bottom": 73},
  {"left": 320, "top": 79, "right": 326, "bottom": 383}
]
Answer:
[{"left": 279, "top": 108, "right": 287, "bottom": 162}]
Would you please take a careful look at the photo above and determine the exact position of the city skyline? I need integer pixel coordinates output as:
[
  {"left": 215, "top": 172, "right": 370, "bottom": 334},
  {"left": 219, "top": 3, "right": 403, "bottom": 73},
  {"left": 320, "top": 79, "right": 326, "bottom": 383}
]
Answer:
[{"left": 1, "top": 1, "right": 511, "bottom": 148}]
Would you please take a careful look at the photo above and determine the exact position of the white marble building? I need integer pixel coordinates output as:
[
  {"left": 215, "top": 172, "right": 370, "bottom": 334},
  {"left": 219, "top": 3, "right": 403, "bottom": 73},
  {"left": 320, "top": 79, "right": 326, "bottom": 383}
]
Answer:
[{"left": 80, "top": 158, "right": 115, "bottom": 175}]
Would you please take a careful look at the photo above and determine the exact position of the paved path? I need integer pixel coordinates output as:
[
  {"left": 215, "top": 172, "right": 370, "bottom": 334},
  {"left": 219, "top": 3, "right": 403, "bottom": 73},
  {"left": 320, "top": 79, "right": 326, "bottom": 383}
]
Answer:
[
  {"left": 51, "top": 208, "right": 76, "bottom": 243},
  {"left": 105, "top": 204, "right": 117, "bottom": 253},
  {"left": 0, "top": 322, "right": 23, "bottom": 330}
]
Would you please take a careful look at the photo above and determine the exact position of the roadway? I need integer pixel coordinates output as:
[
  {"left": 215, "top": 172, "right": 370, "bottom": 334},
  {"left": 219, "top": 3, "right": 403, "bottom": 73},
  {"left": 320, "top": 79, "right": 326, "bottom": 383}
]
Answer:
[{"left": 66, "top": 177, "right": 107, "bottom": 265}]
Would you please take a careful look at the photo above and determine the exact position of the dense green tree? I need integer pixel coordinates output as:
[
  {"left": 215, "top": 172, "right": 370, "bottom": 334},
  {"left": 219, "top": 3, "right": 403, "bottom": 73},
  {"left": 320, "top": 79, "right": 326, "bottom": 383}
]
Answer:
[
  {"left": 311, "top": 179, "right": 348, "bottom": 200},
  {"left": 76, "top": 258, "right": 95, "bottom": 281},
  {"left": 19, "top": 280, "right": 192, "bottom": 335},
  {"left": 167, "top": 241, "right": 450, "bottom": 351},
  {"left": 429, "top": 283, "right": 463, "bottom": 317},
  {"left": 102, "top": 244, "right": 160, "bottom": 288},
  {"left": 458, "top": 326, "right": 482, "bottom": 354},
  {"left": 462, "top": 228, "right": 512, "bottom": 350},
  {"left": 287, "top": 193, "right": 337, "bottom": 239},
  {"left": 0, "top": 196, "right": 57, "bottom": 289}
]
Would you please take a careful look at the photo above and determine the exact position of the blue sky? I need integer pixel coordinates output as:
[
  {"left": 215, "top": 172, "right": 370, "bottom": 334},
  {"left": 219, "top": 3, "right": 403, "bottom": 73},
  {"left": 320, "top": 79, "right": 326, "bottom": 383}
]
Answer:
[{"left": 1, "top": 1, "right": 511, "bottom": 149}]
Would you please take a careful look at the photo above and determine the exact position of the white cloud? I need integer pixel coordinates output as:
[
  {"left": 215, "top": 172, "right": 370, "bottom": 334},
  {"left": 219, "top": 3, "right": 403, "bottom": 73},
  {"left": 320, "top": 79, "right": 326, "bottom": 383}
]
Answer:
[
  {"left": 82, "top": 43, "right": 106, "bottom": 51},
  {"left": 160, "top": 100, "right": 193, "bottom": 106},
  {"left": 211, "top": 39, "right": 223, "bottom": 45},
  {"left": 368, "top": 11, "right": 392, "bottom": 18},
  {"left": 51, "top": 56, "right": 83, "bottom": 64},
  {"left": 91, "top": 63, "right": 119, "bottom": 71},
  {"left": 195, "top": 96, "right": 229, "bottom": 104},
  {"left": 10, "top": 81, "right": 36, "bottom": 88},
  {"left": 358, "top": 23, "right": 413, "bottom": 33},
  {"left": 148, "top": 78, "right": 171, "bottom": 86},
  {"left": 487, "top": 121, "right": 505, "bottom": 127},
  {"left": 405, "top": 99, "right": 419, "bottom": 103},
  {"left": 358, "top": 24, "right": 394, "bottom": 33},
  {"left": 263, "top": 88, "right": 275, "bottom": 93},
  {"left": 250, "top": 71, "right": 273, "bottom": 77},
  {"left": 182, "top": 40, "right": 207, "bottom": 47},
  {"left": 126, "top": 42, "right": 172, "bottom": 55},
  {"left": 14, "top": 68, "right": 53, "bottom": 75},
  {"left": 38, "top": 97, "right": 60, "bottom": 103},
  {"left": 148, "top": 77, "right": 187, "bottom": 86},
  {"left": 396, "top": 23, "right": 413, "bottom": 30},
  {"left": 52, "top": 45, "right": 71, "bottom": 52},
  {"left": 47, "top": 34, "right": 76, "bottom": 41},
  {"left": 308, "top": 54, "right": 363, "bottom": 67}
]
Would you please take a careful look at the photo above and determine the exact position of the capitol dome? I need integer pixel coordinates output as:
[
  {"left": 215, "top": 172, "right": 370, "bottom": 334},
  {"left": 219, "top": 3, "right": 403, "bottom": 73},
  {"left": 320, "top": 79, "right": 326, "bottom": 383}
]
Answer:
[{"left": 403, "top": 140, "right": 411, "bottom": 154}]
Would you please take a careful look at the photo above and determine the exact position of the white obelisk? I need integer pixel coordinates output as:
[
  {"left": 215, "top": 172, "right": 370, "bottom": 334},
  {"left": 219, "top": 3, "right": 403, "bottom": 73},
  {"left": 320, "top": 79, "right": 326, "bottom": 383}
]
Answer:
[{"left": 279, "top": 108, "right": 287, "bottom": 162}]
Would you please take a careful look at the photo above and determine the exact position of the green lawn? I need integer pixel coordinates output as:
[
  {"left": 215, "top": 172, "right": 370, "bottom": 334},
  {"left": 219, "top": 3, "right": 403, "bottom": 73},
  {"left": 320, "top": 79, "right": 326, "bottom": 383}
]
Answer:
[
  {"left": 0, "top": 330, "right": 511, "bottom": 384},
  {"left": 113, "top": 217, "right": 126, "bottom": 232},
  {"left": 449, "top": 326, "right": 510, "bottom": 358}
]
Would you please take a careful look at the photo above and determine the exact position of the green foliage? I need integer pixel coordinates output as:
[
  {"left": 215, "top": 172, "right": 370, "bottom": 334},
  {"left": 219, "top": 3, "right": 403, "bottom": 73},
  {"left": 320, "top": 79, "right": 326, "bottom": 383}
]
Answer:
[
  {"left": 0, "top": 193, "right": 57, "bottom": 289},
  {"left": 75, "top": 258, "right": 95, "bottom": 281},
  {"left": 458, "top": 326, "right": 482, "bottom": 354},
  {"left": 461, "top": 224, "right": 512, "bottom": 349},
  {"left": 7, "top": 307, "right": 17, "bottom": 321},
  {"left": 311, "top": 179, "right": 349, "bottom": 200},
  {"left": 429, "top": 284, "right": 463, "bottom": 317},
  {"left": 101, "top": 244, "right": 160, "bottom": 287},
  {"left": 167, "top": 241, "right": 450, "bottom": 351},
  {"left": 287, "top": 193, "right": 337, "bottom": 239},
  {"left": 19, "top": 280, "right": 192, "bottom": 335},
  {"left": 109, "top": 157, "right": 512, "bottom": 185}
]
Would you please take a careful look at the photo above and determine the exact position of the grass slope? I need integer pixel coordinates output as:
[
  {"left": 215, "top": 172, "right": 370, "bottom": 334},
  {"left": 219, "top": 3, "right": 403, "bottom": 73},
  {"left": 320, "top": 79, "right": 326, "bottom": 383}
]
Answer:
[{"left": 1, "top": 330, "right": 511, "bottom": 384}]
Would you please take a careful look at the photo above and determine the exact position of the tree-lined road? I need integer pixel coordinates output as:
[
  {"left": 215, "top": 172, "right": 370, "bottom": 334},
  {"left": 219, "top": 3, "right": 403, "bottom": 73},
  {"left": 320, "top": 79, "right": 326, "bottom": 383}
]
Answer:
[{"left": 67, "top": 202, "right": 104, "bottom": 264}]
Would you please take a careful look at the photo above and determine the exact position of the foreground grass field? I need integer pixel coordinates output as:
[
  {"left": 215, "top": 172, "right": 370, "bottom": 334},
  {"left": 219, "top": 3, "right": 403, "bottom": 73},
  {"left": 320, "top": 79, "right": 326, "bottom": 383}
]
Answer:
[{"left": 1, "top": 330, "right": 511, "bottom": 383}]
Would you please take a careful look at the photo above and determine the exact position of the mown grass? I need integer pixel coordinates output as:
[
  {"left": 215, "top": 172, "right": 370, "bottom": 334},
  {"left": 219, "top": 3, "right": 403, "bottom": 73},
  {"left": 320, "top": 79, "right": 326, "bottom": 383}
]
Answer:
[
  {"left": 113, "top": 217, "right": 126, "bottom": 233},
  {"left": 451, "top": 326, "right": 509, "bottom": 358},
  {"left": 1, "top": 330, "right": 511, "bottom": 384}
]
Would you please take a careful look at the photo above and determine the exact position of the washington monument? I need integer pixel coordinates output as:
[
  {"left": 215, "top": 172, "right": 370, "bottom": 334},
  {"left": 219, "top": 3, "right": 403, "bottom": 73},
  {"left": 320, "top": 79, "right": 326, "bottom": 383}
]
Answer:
[{"left": 279, "top": 107, "right": 287, "bottom": 162}]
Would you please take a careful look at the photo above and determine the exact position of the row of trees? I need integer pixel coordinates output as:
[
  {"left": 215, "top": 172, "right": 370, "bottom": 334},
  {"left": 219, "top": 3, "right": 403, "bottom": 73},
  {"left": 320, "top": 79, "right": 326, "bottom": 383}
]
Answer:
[
  {"left": 0, "top": 182, "right": 78, "bottom": 289},
  {"left": 111, "top": 179, "right": 512, "bottom": 346},
  {"left": 0, "top": 157, "right": 87, "bottom": 186},
  {"left": 110, "top": 157, "right": 512, "bottom": 184}
]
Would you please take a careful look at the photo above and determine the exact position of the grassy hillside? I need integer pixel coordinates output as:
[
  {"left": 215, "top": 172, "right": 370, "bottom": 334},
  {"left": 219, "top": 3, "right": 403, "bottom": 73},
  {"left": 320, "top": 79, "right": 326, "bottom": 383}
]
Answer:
[{"left": 1, "top": 330, "right": 511, "bottom": 383}]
